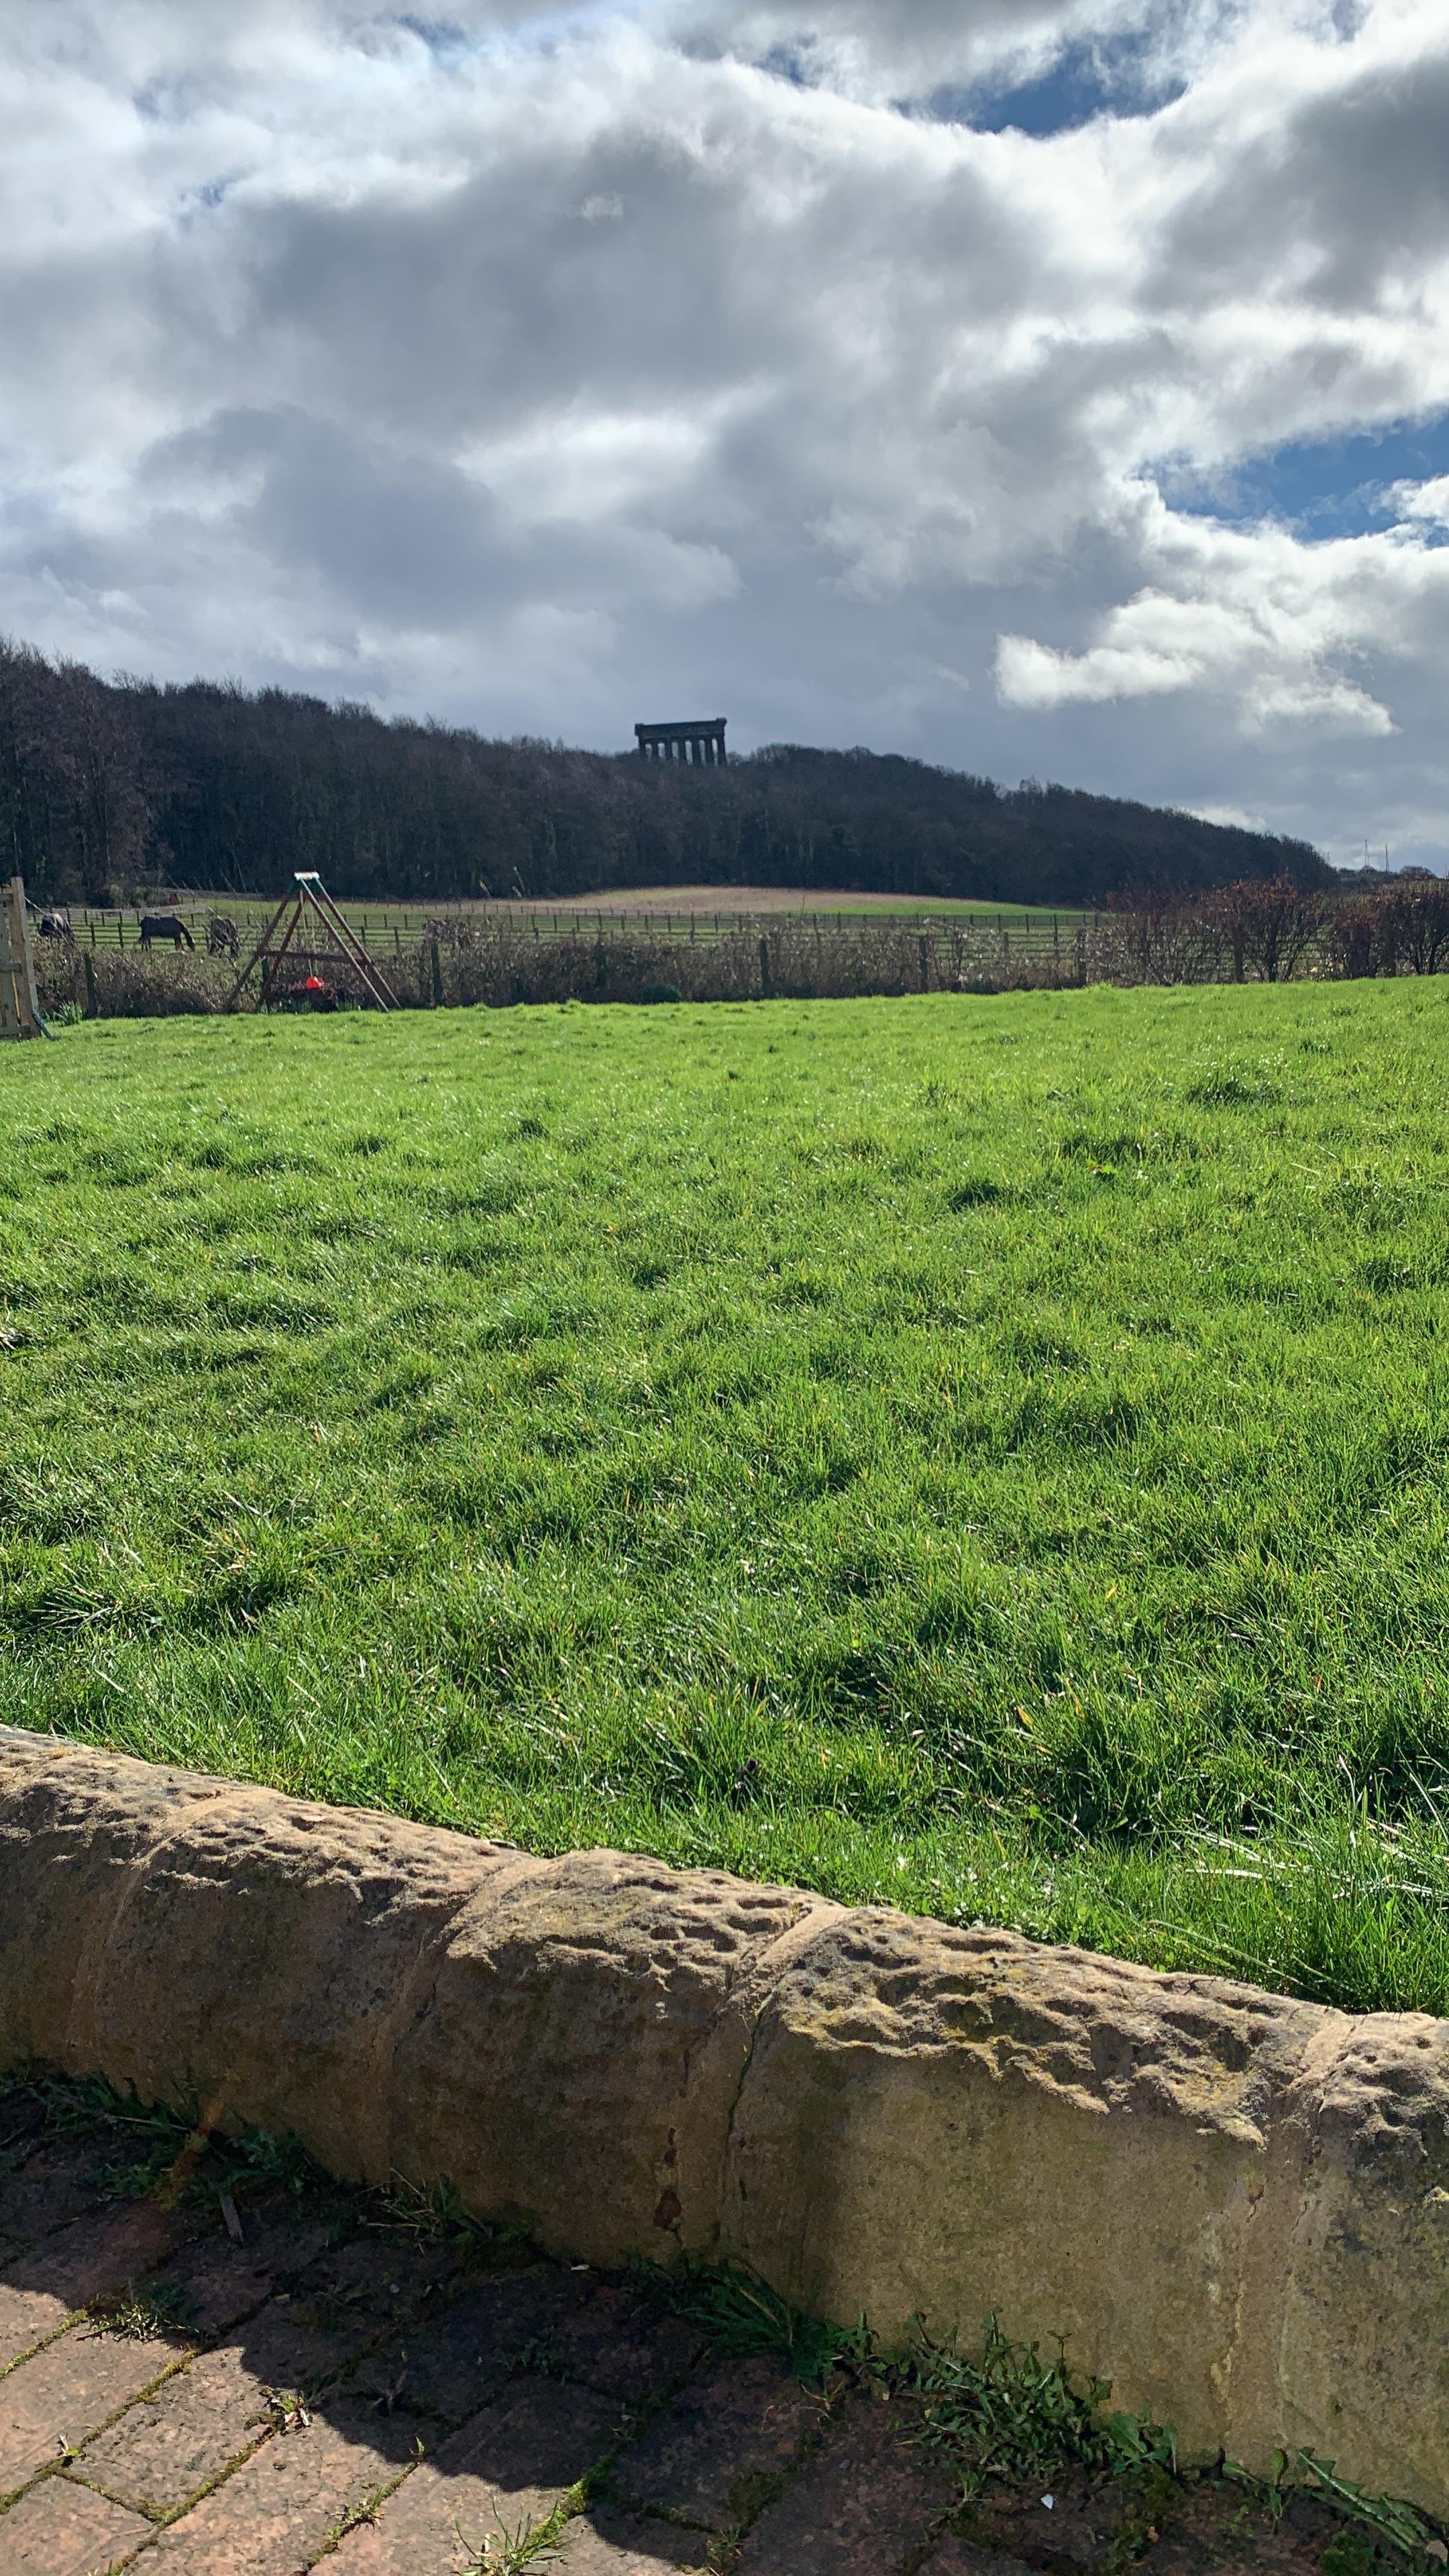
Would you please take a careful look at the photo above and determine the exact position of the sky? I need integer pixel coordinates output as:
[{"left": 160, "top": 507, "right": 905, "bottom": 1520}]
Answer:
[{"left": 1, "top": 0, "right": 1447, "bottom": 866}]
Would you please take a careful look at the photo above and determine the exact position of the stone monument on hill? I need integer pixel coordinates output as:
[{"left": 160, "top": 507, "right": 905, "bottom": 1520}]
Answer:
[{"left": 635, "top": 717, "right": 727, "bottom": 765}]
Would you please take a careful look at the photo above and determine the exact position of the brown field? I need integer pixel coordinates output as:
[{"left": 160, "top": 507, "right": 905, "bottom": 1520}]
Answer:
[{"left": 532, "top": 884, "right": 1068, "bottom": 920}]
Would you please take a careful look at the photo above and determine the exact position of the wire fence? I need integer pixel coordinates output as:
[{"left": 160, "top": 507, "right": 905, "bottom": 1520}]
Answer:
[
  {"left": 51, "top": 899, "right": 1089, "bottom": 959},
  {"left": 30, "top": 879, "right": 1444, "bottom": 1019}
]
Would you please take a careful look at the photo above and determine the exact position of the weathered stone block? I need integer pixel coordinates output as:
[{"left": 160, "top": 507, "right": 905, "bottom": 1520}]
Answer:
[{"left": 2, "top": 1729, "right": 1445, "bottom": 2517}]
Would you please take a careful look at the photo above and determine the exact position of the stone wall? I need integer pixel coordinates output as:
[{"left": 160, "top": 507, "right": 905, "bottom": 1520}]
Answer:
[{"left": 1, "top": 1729, "right": 1444, "bottom": 2514}]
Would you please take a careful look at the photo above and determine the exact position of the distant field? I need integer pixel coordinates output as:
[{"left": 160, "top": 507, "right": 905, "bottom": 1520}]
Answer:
[
  {"left": 522, "top": 885, "right": 1081, "bottom": 924},
  {"left": 3, "top": 982, "right": 1447, "bottom": 2013},
  {"left": 67, "top": 885, "right": 1087, "bottom": 953}
]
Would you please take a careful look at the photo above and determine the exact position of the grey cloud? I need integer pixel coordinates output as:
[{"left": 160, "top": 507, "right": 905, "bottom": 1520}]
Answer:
[
  {"left": 142, "top": 409, "right": 507, "bottom": 616},
  {"left": 1, "top": 0, "right": 1448, "bottom": 865},
  {"left": 1151, "top": 51, "right": 1449, "bottom": 319}
]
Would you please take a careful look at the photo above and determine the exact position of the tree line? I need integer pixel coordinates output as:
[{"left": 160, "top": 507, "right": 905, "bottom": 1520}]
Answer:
[{"left": 1, "top": 636, "right": 1334, "bottom": 908}]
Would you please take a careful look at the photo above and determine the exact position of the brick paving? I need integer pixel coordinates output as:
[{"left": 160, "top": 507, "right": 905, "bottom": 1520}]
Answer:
[{"left": 0, "top": 2085, "right": 1433, "bottom": 2575}]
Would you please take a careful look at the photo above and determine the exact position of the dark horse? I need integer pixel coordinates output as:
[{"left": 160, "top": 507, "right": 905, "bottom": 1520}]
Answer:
[{"left": 139, "top": 914, "right": 195, "bottom": 949}]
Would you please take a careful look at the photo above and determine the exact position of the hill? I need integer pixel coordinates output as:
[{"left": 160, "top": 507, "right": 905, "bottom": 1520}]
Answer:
[{"left": 0, "top": 638, "right": 1330, "bottom": 906}]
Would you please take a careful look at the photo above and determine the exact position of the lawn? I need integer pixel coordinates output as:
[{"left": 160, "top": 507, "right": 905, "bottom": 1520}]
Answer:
[{"left": 2, "top": 984, "right": 1447, "bottom": 2015}]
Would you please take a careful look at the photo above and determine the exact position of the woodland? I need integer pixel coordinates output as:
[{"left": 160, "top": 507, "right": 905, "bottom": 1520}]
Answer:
[{"left": 0, "top": 638, "right": 1330, "bottom": 909}]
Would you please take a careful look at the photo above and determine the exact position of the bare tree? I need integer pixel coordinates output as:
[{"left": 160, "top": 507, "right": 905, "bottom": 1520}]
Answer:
[
  {"left": 1384, "top": 873, "right": 1449, "bottom": 975},
  {"left": 1204, "top": 875, "right": 1327, "bottom": 981}
]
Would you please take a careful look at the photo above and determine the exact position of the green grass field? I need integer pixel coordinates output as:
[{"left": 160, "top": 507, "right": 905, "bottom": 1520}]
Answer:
[{"left": 3, "top": 984, "right": 1447, "bottom": 2013}]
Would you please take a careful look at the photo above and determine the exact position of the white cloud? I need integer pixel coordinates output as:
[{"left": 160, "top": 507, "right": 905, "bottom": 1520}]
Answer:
[
  {"left": 1393, "top": 474, "right": 1449, "bottom": 527},
  {"left": 1, "top": 0, "right": 1448, "bottom": 859},
  {"left": 996, "top": 633, "right": 1205, "bottom": 707}
]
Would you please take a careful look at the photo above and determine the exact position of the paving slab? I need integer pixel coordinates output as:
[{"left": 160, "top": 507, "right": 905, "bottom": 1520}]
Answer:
[
  {"left": 0, "top": 2473, "right": 155, "bottom": 2575},
  {"left": 73, "top": 2341, "right": 286, "bottom": 2518},
  {"left": 554, "top": 2502, "right": 715, "bottom": 2571},
  {"left": 142, "top": 2396, "right": 421, "bottom": 2574},
  {"left": 0, "top": 2141, "right": 115, "bottom": 2245},
  {"left": 733, "top": 2392, "right": 958, "bottom": 2575},
  {"left": 1133, "top": 2484, "right": 1348, "bottom": 2576},
  {"left": 347, "top": 2264, "right": 582, "bottom": 2425},
  {"left": 969, "top": 2469, "right": 1131, "bottom": 2571},
  {"left": 609, "top": 2352, "right": 822, "bottom": 2530},
  {"left": 148, "top": 2200, "right": 341, "bottom": 2341},
  {"left": 0, "top": 2316, "right": 183, "bottom": 2497},
  {"left": 0, "top": 2080, "right": 1434, "bottom": 2576},
  {"left": 0, "top": 2197, "right": 192, "bottom": 2371},
  {"left": 544, "top": 2278, "right": 705, "bottom": 2402},
  {"left": 327, "top": 2376, "right": 625, "bottom": 2572},
  {"left": 920, "top": 2546, "right": 1037, "bottom": 2576},
  {"left": 232, "top": 2233, "right": 463, "bottom": 2399}
]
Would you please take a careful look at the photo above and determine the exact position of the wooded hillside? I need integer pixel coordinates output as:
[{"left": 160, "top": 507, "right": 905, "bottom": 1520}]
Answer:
[{"left": 1, "top": 639, "right": 1331, "bottom": 905}]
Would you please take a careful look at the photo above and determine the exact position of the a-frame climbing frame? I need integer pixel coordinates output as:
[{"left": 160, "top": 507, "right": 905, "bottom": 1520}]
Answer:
[{"left": 225, "top": 873, "right": 398, "bottom": 1014}]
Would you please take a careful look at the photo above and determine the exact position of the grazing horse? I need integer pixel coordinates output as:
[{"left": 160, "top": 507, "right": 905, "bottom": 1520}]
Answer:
[
  {"left": 139, "top": 913, "right": 195, "bottom": 949},
  {"left": 38, "top": 909, "right": 73, "bottom": 942},
  {"left": 206, "top": 913, "right": 240, "bottom": 957}
]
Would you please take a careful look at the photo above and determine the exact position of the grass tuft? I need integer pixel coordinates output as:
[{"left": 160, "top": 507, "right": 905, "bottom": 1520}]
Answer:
[
  {"left": 19, "top": 2071, "right": 329, "bottom": 2210},
  {"left": 656, "top": 2257, "right": 866, "bottom": 2387},
  {"left": 904, "top": 2315, "right": 1178, "bottom": 2494},
  {"left": 85, "top": 2282, "right": 189, "bottom": 2341}
]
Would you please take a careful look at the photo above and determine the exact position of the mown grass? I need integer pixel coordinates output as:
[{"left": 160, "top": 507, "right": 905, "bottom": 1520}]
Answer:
[{"left": 2, "top": 985, "right": 1448, "bottom": 2013}]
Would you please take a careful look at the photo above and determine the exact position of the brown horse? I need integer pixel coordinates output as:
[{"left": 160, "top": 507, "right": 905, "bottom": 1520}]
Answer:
[{"left": 139, "top": 913, "right": 196, "bottom": 949}]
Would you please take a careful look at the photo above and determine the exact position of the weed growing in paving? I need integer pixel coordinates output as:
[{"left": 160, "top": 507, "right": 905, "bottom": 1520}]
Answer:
[
  {"left": 14, "top": 2071, "right": 328, "bottom": 2208},
  {"left": 3, "top": 985, "right": 1449, "bottom": 2008},
  {"left": 457, "top": 2509, "right": 567, "bottom": 2574},
  {"left": 0, "top": 2072, "right": 1440, "bottom": 2561},
  {"left": 904, "top": 2316, "right": 1178, "bottom": 2493},
  {"left": 655, "top": 2257, "right": 869, "bottom": 2387},
  {"left": 85, "top": 2282, "right": 190, "bottom": 2341},
  {"left": 363, "top": 2170, "right": 527, "bottom": 2261},
  {"left": 661, "top": 2261, "right": 1442, "bottom": 2565}
]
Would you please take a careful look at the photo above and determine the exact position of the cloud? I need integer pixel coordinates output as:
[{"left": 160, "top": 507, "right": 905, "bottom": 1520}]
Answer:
[
  {"left": 1, "top": 0, "right": 1448, "bottom": 861},
  {"left": 1394, "top": 474, "right": 1449, "bottom": 528},
  {"left": 996, "top": 633, "right": 1205, "bottom": 708}
]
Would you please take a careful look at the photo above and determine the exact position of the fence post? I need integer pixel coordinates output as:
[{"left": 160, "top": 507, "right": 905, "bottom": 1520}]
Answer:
[
  {"left": 84, "top": 951, "right": 98, "bottom": 1018},
  {"left": 759, "top": 934, "right": 771, "bottom": 998},
  {"left": 1, "top": 877, "right": 40, "bottom": 1038},
  {"left": 430, "top": 939, "right": 443, "bottom": 1008},
  {"left": 918, "top": 934, "right": 930, "bottom": 993}
]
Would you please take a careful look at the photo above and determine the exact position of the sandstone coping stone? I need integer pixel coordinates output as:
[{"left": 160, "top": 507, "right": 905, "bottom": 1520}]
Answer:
[{"left": 0, "top": 1729, "right": 1444, "bottom": 2518}]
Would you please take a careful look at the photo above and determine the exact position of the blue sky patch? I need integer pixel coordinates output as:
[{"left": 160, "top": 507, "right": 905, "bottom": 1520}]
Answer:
[
  {"left": 925, "top": 34, "right": 1183, "bottom": 138},
  {"left": 1157, "top": 415, "right": 1449, "bottom": 539},
  {"left": 392, "top": 15, "right": 470, "bottom": 56},
  {"left": 754, "top": 44, "right": 814, "bottom": 90}
]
